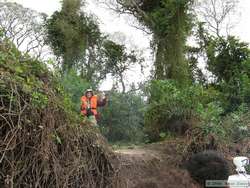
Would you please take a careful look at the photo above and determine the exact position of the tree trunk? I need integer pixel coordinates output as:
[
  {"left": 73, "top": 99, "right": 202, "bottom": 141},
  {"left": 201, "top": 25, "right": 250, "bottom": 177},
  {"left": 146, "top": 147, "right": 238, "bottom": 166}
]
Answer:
[
  {"left": 120, "top": 73, "right": 126, "bottom": 93},
  {"left": 154, "top": 4, "right": 189, "bottom": 84},
  {"left": 154, "top": 39, "right": 165, "bottom": 80}
]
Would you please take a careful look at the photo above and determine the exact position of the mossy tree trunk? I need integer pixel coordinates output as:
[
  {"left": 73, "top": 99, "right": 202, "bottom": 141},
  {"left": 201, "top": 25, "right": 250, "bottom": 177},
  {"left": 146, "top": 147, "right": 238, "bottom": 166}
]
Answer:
[
  {"left": 154, "top": 2, "right": 189, "bottom": 83},
  {"left": 113, "top": 0, "right": 193, "bottom": 84}
]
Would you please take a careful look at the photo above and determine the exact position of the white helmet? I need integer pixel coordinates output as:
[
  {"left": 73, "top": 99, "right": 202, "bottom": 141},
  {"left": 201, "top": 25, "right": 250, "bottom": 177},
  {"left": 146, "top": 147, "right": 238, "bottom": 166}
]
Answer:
[{"left": 85, "top": 88, "right": 93, "bottom": 96}]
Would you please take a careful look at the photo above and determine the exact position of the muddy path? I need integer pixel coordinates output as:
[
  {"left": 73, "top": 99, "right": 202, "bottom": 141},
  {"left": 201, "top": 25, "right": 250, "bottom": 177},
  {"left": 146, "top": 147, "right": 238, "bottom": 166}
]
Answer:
[{"left": 114, "top": 140, "right": 201, "bottom": 188}]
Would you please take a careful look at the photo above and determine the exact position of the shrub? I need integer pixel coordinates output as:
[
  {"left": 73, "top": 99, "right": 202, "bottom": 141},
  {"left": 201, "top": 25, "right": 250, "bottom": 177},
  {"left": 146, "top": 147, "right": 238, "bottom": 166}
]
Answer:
[
  {"left": 197, "top": 102, "right": 226, "bottom": 138},
  {"left": 60, "top": 69, "right": 90, "bottom": 112},
  {"left": 0, "top": 38, "right": 118, "bottom": 187},
  {"left": 223, "top": 104, "right": 250, "bottom": 142},
  {"left": 144, "top": 80, "right": 206, "bottom": 141},
  {"left": 99, "top": 90, "right": 146, "bottom": 143}
]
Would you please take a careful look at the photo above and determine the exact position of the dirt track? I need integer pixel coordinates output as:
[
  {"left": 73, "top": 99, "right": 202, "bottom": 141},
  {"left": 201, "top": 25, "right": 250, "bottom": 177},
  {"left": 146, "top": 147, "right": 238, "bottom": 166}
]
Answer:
[{"left": 115, "top": 140, "right": 201, "bottom": 188}]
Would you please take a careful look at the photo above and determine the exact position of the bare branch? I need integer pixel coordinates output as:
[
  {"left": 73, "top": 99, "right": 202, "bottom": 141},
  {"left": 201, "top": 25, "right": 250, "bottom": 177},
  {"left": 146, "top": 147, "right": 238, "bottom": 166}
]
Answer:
[
  {"left": 0, "top": 1, "right": 50, "bottom": 60},
  {"left": 98, "top": 0, "right": 154, "bottom": 34},
  {"left": 196, "top": 0, "right": 239, "bottom": 37}
]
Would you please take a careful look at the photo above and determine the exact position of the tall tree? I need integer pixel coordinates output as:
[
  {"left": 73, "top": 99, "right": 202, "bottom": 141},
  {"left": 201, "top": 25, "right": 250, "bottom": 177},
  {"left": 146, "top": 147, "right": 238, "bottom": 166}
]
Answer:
[
  {"left": 46, "top": 0, "right": 106, "bottom": 86},
  {"left": 46, "top": 0, "right": 87, "bottom": 71},
  {"left": 77, "top": 16, "right": 104, "bottom": 86},
  {"left": 104, "top": 0, "right": 194, "bottom": 83},
  {"left": 46, "top": 0, "right": 145, "bottom": 90}
]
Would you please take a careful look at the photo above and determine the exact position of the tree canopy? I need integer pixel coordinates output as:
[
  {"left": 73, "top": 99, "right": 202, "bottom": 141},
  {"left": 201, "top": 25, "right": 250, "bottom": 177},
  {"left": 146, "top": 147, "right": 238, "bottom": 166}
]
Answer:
[
  {"left": 46, "top": 0, "right": 88, "bottom": 71},
  {"left": 106, "top": 0, "right": 194, "bottom": 83}
]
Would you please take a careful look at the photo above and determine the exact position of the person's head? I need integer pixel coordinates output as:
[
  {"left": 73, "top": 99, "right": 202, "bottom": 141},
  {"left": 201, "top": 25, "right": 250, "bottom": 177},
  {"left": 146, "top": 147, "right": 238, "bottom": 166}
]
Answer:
[{"left": 85, "top": 88, "right": 93, "bottom": 98}]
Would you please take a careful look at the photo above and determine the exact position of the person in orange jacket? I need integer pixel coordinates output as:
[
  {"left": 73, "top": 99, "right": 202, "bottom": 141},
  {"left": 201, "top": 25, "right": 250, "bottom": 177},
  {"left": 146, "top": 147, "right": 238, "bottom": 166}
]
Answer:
[{"left": 81, "top": 88, "right": 107, "bottom": 126}]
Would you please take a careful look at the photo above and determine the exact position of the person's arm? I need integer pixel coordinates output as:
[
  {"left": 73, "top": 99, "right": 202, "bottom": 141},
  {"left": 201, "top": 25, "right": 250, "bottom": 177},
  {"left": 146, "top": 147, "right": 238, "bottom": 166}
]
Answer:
[
  {"left": 97, "top": 97, "right": 107, "bottom": 107},
  {"left": 80, "top": 96, "right": 85, "bottom": 115},
  {"left": 97, "top": 92, "right": 108, "bottom": 107}
]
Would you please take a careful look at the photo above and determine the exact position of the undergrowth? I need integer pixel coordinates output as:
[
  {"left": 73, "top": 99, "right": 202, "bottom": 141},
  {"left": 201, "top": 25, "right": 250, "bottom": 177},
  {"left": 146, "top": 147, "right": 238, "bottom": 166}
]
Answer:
[{"left": 0, "top": 39, "right": 120, "bottom": 187}]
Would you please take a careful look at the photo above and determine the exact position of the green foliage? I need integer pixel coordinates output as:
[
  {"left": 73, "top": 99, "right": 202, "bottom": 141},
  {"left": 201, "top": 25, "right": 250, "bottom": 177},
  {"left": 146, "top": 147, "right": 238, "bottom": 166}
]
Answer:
[
  {"left": 102, "top": 40, "right": 140, "bottom": 92},
  {"left": 239, "top": 71, "right": 250, "bottom": 104},
  {"left": 197, "top": 102, "right": 226, "bottom": 138},
  {"left": 144, "top": 80, "right": 206, "bottom": 140},
  {"left": 46, "top": 0, "right": 90, "bottom": 71},
  {"left": 208, "top": 37, "right": 250, "bottom": 112},
  {"left": 144, "top": 78, "right": 249, "bottom": 141},
  {"left": 31, "top": 91, "right": 48, "bottom": 109},
  {"left": 0, "top": 37, "right": 79, "bottom": 123},
  {"left": 150, "top": 0, "right": 193, "bottom": 82},
  {"left": 223, "top": 104, "right": 250, "bottom": 142},
  {"left": 189, "top": 25, "right": 250, "bottom": 112},
  {"left": 186, "top": 45, "right": 207, "bottom": 84},
  {"left": 0, "top": 41, "right": 48, "bottom": 89},
  {"left": 60, "top": 69, "right": 90, "bottom": 112},
  {"left": 0, "top": 36, "right": 118, "bottom": 187},
  {"left": 46, "top": 1, "right": 139, "bottom": 88},
  {"left": 99, "top": 90, "right": 146, "bottom": 143},
  {"left": 207, "top": 36, "right": 250, "bottom": 83},
  {"left": 145, "top": 80, "right": 202, "bottom": 121},
  {"left": 103, "top": 40, "right": 137, "bottom": 72},
  {"left": 143, "top": 79, "right": 229, "bottom": 141},
  {"left": 116, "top": 0, "right": 194, "bottom": 82}
]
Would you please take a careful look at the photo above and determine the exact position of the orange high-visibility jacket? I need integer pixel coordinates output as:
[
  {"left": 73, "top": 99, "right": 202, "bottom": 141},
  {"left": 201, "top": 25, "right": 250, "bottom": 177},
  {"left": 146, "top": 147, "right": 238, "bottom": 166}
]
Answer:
[{"left": 81, "top": 95, "right": 98, "bottom": 116}]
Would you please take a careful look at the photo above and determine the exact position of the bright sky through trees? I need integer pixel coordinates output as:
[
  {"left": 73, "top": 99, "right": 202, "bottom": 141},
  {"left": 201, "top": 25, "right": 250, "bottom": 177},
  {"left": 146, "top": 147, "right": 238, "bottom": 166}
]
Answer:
[{"left": 5, "top": 0, "right": 250, "bottom": 90}]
